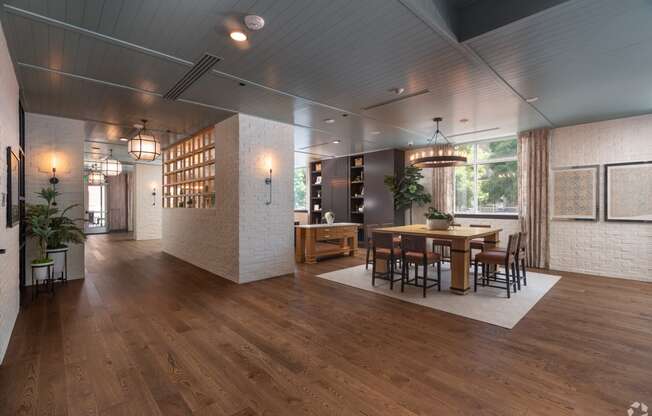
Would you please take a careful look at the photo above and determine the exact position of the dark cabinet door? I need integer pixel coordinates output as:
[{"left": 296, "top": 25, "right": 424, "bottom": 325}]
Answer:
[
  {"left": 321, "top": 157, "right": 349, "bottom": 223},
  {"left": 364, "top": 149, "right": 398, "bottom": 226}
]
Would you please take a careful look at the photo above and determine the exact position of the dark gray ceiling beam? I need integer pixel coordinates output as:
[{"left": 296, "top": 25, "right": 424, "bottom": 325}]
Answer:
[{"left": 455, "top": 0, "right": 574, "bottom": 42}]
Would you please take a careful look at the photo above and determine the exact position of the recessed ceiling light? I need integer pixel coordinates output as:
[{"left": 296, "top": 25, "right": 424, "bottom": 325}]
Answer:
[
  {"left": 324, "top": 118, "right": 335, "bottom": 124},
  {"left": 332, "top": 139, "right": 341, "bottom": 144},
  {"left": 342, "top": 114, "right": 348, "bottom": 117},
  {"left": 244, "top": 15, "right": 265, "bottom": 31},
  {"left": 230, "top": 31, "right": 247, "bottom": 42},
  {"left": 119, "top": 137, "right": 128, "bottom": 142},
  {"left": 370, "top": 131, "right": 381, "bottom": 135},
  {"left": 525, "top": 96, "right": 539, "bottom": 103},
  {"left": 389, "top": 87, "right": 405, "bottom": 95},
  {"left": 459, "top": 118, "right": 469, "bottom": 123}
]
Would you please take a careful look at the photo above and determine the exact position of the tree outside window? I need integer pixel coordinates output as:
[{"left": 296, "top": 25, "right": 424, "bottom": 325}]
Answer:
[
  {"left": 454, "top": 138, "right": 518, "bottom": 215},
  {"left": 294, "top": 167, "right": 308, "bottom": 210}
]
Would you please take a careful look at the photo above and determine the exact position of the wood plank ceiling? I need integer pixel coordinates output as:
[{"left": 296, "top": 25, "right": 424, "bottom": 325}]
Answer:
[{"left": 1, "top": 0, "right": 650, "bottom": 160}]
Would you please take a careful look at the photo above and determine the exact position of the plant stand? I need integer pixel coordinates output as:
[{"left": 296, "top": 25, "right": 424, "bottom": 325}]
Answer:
[
  {"left": 31, "top": 260, "right": 55, "bottom": 300},
  {"left": 46, "top": 247, "right": 69, "bottom": 284}
]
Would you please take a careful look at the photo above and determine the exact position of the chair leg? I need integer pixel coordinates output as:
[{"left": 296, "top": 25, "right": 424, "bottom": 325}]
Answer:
[
  {"left": 389, "top": 256, "right": 395, "bottom": 290},
  {"left": 422, "top": 259, "right": 427, "bottom": 298},
  {"left": 366, "top": 245, "right": 371, "bottom": 270},
  {"left": 371, "top": 252, "right": 376, "bottom": 286},
  {"left": 505, "top": 261, "right": 511, "bottom": 299},
  {"left": 513, "top": 262, "right": 520, "bottom": 291},
  {"left": 474, "top": 259, "right": 478, "bottom": 292},
  {"left": 437, "top": 261, "right": 441, "bottom": 291},
  {"left": 401, "top": 256, "right": 406, "bottom": 292},
  {"left": 522, "top": 258, "right": 527, "bottom": 286}
]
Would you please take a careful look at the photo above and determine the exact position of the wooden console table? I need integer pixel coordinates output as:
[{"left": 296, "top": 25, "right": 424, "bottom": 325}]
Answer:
[{"left": 295, "top": 223, "right": 360, "bottom": 264}]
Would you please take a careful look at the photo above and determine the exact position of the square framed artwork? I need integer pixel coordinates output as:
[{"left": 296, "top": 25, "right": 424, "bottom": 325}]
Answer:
[
  {"left": 604, "top": 161, "right": 652, "bottom": 223},
  {"left": 551, "top": 165, "right": 599, "bottom": 221}
]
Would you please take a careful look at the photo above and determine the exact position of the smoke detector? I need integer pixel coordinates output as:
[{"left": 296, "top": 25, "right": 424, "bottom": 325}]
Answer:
[{"left": 244, "top": 15, "right": 265, "bottom": 30}]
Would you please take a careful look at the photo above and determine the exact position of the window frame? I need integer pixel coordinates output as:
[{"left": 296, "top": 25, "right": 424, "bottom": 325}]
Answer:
[
  {"left": 453, "top": 137, "right": 519, "bottom": 218},
  {"left": 293, "top": 166, "right": 309, "bottom": 212}
]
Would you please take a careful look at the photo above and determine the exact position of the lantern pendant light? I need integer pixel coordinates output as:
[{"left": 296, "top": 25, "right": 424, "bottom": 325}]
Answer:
[
  {"left": 101, "top": 149, "right": 122, "bottom": 177},
  {"left": 410, "top": 117, "right": 467, "bottom": 168},
  {"left": 128, "top": 119, "right": 161, "bottom": 161},
  {"left": 88, "top": 164, "right": 105, "bottom": 185}
]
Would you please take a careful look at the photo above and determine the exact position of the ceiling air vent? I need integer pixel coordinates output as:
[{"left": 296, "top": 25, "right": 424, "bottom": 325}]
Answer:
[
  {"left": 163, "top": 53, "right": 220, "bottom": 100},
  {"left": 362, "top": 89, "right": 430, "bottom": 111}
]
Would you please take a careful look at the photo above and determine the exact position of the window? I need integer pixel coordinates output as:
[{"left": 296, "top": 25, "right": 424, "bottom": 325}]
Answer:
[
  {"left": 294, "top": 167, "right": 308, "bottom": 210},
  {"left": 454, "top": 138, "right": 518, "bottom": 215}
]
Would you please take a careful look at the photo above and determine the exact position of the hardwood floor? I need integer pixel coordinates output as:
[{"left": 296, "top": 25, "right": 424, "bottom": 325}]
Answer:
[{"left": 1, "top": 233, "right": 651, "bottom": 415}]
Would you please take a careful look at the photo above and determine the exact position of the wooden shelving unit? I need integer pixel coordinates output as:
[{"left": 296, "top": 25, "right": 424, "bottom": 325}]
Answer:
[
  {"left": 163, "top": 127, "right": 215, "bottom": 209},
  {"left": 309, "top": 161, "right": 322, "bottom": 224},
  {"left": 350, "top": 154, "right": 364, "bottom": 240}
]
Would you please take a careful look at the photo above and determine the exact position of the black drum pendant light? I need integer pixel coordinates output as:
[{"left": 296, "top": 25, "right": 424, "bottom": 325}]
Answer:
[{"left": 410, "top": 117, "right": 467, "bottom": 168}]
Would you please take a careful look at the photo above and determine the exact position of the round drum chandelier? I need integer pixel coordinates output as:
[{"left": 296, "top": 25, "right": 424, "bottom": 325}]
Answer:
[
  {"left": 410, "top": 117, "right": 467, "bottom": 168},
  {"left": 128, "top": 119, "right": 161, "bottom": 161},
  {"left": 101, "top": 149, "right": 122, "bottom": 177}
]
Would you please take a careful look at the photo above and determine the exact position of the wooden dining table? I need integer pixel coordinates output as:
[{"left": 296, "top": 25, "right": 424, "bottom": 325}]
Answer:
[{"left": 374, "top": 224, "right": 502, "bottom": 295}]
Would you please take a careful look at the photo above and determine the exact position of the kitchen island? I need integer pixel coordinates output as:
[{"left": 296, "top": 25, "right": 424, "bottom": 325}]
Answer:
[{"left": 295, "top": 223, "right": 360, "bottom": 264}]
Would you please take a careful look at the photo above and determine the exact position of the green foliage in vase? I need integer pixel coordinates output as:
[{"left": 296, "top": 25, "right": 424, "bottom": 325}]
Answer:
[
  {"left": 424, "top": 207, "right": 453, "bottom": 221},
  {"left": 384, "top": 166, "right": 432, "bottom": 224}
]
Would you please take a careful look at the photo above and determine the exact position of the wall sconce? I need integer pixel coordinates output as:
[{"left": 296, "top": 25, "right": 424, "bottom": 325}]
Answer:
[
  {"left": 265, "top": 156, "right": 272, "bottom": 205},
  {"left": 152, "top": 186, "right": 157, "bottom": 206},
  {"left": 49, "top": 154, "right": 59, "bottom": 205}
]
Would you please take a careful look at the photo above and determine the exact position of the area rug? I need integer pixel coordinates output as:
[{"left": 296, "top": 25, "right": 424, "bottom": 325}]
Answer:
[{"left": 317, "top": 264, "right": 560, "bottom": 329}]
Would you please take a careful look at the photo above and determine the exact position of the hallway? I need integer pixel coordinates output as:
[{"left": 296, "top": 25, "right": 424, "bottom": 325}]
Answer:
[{"left": 0, "top": 234, "right": 651, "bottom": 415}]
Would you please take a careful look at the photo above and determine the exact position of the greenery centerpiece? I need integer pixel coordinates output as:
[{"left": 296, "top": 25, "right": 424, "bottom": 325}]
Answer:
[
  {"left": 424, "top": 207, "right": 453, "bottom": 230},
  {"left": 384, "top": 165, "right": 432, "bottom": 224}
]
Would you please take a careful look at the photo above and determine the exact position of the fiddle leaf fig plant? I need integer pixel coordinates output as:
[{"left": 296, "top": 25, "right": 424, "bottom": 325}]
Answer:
[{"left": 384, "top": 165, "right": 432, "bottom": 224}]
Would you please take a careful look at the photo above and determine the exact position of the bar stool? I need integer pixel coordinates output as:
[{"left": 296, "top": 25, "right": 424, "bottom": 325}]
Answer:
[
  {"left": 473, "top": 233, "right": 520, "bottom": 298},
  {"left": 431, "top": 223, "right": 461, "bottom": 263},
  {"left": 469, "top": 224, "right": 491, "bottom": 251},
  {"left": 401, "top": 235, "right": 442, "bottom": 298},
  {"left": 484, "top": 231, "right": 528, "bottom": 289},
  {"left": 371, "top": 232, "right": 402, "bottom": 289},
  {"left": 366, "top": 224, "right": 400, "bottom": 270}
]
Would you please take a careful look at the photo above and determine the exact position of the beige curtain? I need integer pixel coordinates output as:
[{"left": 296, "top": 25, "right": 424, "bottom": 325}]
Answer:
[
  {"left": 431, "top": 144, "right": 454, "bottom": 213},
  {"left": 518, "top": 128, "right": 550, "bottom": 268}
]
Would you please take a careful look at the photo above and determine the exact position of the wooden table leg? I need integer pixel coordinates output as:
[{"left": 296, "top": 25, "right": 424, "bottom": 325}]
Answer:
[
  {"left": 450, "top": 239, "right": 471, "bottom": 295},
  {"left": 305, "top": 229, "right": 317, "bottom": 264},
  {"left": 350, "top": 234, "right": 358, "bottom": 256},
  {"left": 295, "top": 227, "right": 305, "bottom": 263}
]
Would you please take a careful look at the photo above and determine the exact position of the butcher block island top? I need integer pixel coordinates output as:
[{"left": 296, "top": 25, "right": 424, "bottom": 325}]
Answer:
[
  {"left": 375, "top": 224, "right": 501, "bottom": 240},
  {"left": 295, "top": 223, "right": 361, "bottom": 264}
]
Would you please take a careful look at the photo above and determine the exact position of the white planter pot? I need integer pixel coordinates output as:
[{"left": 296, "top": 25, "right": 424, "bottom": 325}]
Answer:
[
  {"left": 426, "top": 218, "right": 450, "bottom": 230},
  {"left": 46, "top": 246, "right": 68, "bottom": 277},
  {"left": 31, "top": 261, "right": 54, "bottom": 281}
]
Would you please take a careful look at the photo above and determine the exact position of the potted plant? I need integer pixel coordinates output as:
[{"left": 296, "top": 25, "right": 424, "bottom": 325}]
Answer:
[
  {"left": 384, "top": 166, "right": 432, "bottom": 224},
  {"left": 424, "top": 207, "right": 453, "bottom": 230},
  {"left": 26, "top": 188, "right": 85, "bottom": 282}
]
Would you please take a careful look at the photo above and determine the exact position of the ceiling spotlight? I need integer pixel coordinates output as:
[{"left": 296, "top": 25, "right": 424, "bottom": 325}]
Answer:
[
  {"left": 324, "top": 118, "right": 335, "bottom": 124},
  {"left": 230, "top": 31, "right": 247, "bottom": 42},
  {"left": 342, "top": 114, "right": 348, "bottom": 117},
  {"left": 370, "top": 131, "right": 381, "bottom": 135},
  {"left": 525, "top": 96, "right": 539, "bottom": 103},
  {"left": 244, "top": 15, "right": 265, "bottom": 30},
  {"left": 332, "top": 139, "right": 341, "bottom": 144},
  {"left": 119, "top": 137, "right": 128, "bottom": 142},
  {"left": 389, "top": 87, "right": 405, "bottom": 95}
]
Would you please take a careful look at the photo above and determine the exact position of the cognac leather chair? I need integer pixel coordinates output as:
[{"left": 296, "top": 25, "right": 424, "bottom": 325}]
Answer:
[
  {"left": 401, "top": 235, "right": 442, "bottom": 297},
  {"left": 366, "top": 224, "right": 400, "bottom": 270},
  {"left": 469, "top": 224, "right": 491, "bottom": 251},
  {"left": 371, "top": 232, "right": 402, "bottom": 290},
  {"left": 474, "top": 233, "right": 520, "bottom": 298},
  {"left": 484, "top": 231, "right": 528, "bottom": 289},
  {"left": 430, "top": 223, "right": 461, "bottom": 262}
]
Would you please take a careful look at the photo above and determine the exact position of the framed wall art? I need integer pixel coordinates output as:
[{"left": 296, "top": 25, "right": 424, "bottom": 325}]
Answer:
[
  {"left": 604, "top": 161, "right": 652, "bottom": 223},
  {"left": 551, "top": 165, "right": 599, "bottom": 221}
]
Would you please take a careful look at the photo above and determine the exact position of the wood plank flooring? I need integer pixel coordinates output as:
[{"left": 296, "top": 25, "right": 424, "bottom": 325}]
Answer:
[{"left": 1, "top": 233, "right": 651, "bottom": 415}]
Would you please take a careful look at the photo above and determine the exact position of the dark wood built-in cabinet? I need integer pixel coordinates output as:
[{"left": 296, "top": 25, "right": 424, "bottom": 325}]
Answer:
[{"left": 308, "top": 149, "right": 404, "bottom": 241}]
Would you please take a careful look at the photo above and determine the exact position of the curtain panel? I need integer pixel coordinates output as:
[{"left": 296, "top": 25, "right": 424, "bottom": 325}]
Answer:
[{"left": 517, "top": 128, "right": 550, "bottom": 268}]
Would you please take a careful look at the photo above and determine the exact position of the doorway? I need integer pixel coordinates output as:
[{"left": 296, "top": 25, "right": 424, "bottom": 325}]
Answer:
[{"left": 85, "top": 183, "right": 108, "bottom": 234}]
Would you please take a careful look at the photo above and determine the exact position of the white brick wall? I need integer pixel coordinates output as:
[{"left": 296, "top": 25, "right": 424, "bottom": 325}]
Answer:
[
  {"left": 133, "top": 164, "right": 162, "bottom": 240},
  {"left": 0, "top": 20, "right": 20, "bottom": 363},
  {"left": 26, "top": 114, "right": 85, "bottom": 280},
  {"left": 550, "top": 115, "right": 652, "bottom": 282},
  {"left": 162, "top": 114, "right": 294, "bottom": 283}
]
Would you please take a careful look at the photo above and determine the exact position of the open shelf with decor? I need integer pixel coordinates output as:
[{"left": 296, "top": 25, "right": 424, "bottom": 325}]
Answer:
[
  {"left": 350, "top": 154, "right": 365, "bottom": 240},
  {"left": 163, "top": 127, "right": 216, "bottom": 209},
  {"left": 309, "top": 160, "right": 323, "bottom": 224}
]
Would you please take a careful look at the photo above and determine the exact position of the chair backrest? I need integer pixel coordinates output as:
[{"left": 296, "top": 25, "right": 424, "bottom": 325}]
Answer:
[
  {"left": 518, "top": 231, "right": 527, "bottom": 255},
  {"left": 469, "top": 224, "right": 490, "bottom": 228},
  {"left": 372, "top": 232, "right": 394, "bottom": 250},
  {"left": 507, "top": 233, "right": 520, "bottom": 261},
  {"left": 365, "top": 224, "right": 380, "bottom": 242},
  {"left": 401, "top": 234, "right": 427, "bottom": 253}
]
